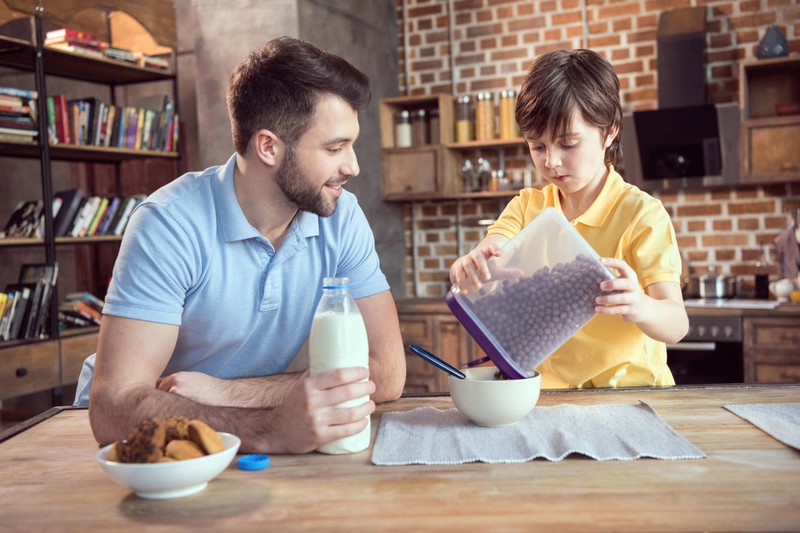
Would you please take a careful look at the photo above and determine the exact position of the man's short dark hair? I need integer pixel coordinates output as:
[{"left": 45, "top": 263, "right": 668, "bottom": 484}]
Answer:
[{"left": 227, "top": 36, "right": 371, "bottom": 155}]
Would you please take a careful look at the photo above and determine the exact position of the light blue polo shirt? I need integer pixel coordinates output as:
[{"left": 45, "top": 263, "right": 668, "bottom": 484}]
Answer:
[{"left": 74, "top": 154, "right": 388, "bottom": 406}]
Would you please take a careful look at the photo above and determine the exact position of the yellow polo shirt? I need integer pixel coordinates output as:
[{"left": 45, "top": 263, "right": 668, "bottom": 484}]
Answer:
[{"left": 488, "top": 166, "right": 681, "bottom": 389}]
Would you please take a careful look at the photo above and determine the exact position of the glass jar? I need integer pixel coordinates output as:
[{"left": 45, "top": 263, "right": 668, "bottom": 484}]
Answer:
[
  {"left": 455, "top": 95, "right": 473, "bottom": 143},
  {"left": 411, "top": 109, "right": 428, "bottom": 147},
  {"left": 754, "top": 245, "right": 774, "bottom": 299},
  {"left": 499, "top": 89, "right": 517, "bottom": 139},
  {"left": 475, "top": 91, "right": 494, "bottom": 141},
  {"left": 429, "top": 108, "right": 440, "bottom": 145},
  {"left": 395, "top": 110, "right": 411, "bottom": 148}
]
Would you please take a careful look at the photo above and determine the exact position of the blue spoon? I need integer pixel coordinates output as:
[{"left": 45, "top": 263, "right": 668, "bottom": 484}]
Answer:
[{"left": 408, "top": 344, "right": 466, "bottom": 380}]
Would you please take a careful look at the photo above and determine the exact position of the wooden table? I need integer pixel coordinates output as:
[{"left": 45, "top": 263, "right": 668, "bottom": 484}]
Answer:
[{"left": 1, "top": 385, "right": 799, "bottom": 531}]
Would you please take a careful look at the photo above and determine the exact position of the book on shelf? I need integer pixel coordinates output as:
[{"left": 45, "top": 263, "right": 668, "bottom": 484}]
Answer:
[
  {"left": 85, "top": 197, "right": 109, "bottom": 236},
  {"left": 69, "top": 196, "right": 101, "bottom": 237},
  {"left": 18, "top": 263, "right": 59, "bottom": 339},
  {"left": 1, "top": 200, "right": 43, "bottom": 238},
  {"left": 3, "top": 283, "right": 34, "bottom": 341},
  {"left": 111, "top": 195, "right": 145, "bottom": 235},
  {"left": 95, "top": 196, "right": 121, "bottom": 235},
  {"left": 0, "top": 290, "right": 15, "bottom": 341},
  {"left": 46, "top": 43, "right": 106, "bottom": 59},
  {"left": 104, "top": 46, "right": 137, "bottom": 64},
  {"left": 53, "top": 189, "right": 84, "bottom": 237},
  {"left": 53, "top": 94, "right": 70, "bottom": 144},
  {"left": 49, "top": 194, "right": 144, "bottom": 239},
  {"left": 65, "top": 291, "right": 105, "bottom": 313},
  {"left": 45, "top": 96, "right": 58, "bottom": 144},
  {"left": 44, "top": 28, "right": 97, "bottom": 43},
  {"left": 59, "top": 310, "right": 95, "bottom": 329},
  {"left": 58, "top": 300, "right": 101, "bottom": 325},
  {"left": 0, "top": 293, "right": 6, "bottom": 338}
]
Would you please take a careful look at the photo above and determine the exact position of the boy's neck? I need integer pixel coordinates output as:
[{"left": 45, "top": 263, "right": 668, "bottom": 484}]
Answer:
[{"left": 558, "top": 165, "right": 609, "bottom": 221}]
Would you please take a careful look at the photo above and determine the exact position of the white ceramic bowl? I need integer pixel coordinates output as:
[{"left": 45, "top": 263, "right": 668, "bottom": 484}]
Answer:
[
  {"left": 449, "top": 366, "right": 541, "bottom": 427},
  {"left": 95, "top": 432, "right": 241, "bottom": 499}
]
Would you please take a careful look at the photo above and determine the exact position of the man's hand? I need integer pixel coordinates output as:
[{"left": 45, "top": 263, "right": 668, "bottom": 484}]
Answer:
[
  {"left": 265, "top": 367, "right": 376, "bottom": 454},
  {"left": 156, "top": 371, "right": 303, "bottom": 409},
  {"left": 156, "top": 372, "right": 230, "bottom": 406}
]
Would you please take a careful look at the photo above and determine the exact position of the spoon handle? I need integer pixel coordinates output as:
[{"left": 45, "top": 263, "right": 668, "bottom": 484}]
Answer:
[{"left": 408, "top": 344, "right": 466, "bottom": 380}]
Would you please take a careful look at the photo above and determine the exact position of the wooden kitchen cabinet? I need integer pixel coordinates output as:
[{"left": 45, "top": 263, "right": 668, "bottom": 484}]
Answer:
[
  {"left": 397, "top": 299, "right": 485, "bottom": 394},
  {"left": 0, "top": 341, "right": 60, "bottom": 400},
  {"left": 59, "top": 329, "right": 98, "bottom": 387},
  {"left": 739, "top": 56, "right": 800, "bottom": 183},
  {"left": 744, "top": 314, "right": 800, "bottom": 383}
]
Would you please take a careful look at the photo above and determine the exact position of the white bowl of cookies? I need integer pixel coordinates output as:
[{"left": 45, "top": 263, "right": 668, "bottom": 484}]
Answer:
[{"left": 95, "top": 416, "right": 240, "bottom": 499}]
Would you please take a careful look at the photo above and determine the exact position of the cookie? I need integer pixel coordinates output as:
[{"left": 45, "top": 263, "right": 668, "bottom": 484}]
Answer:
[
  {"left": 188, "top": 419, "right": 224, "bottom": 455},
  {"left": 165, "top": 439, "right": 205, "bottom": 460},
  {"left": 117, "top": 418, "right": 167, "bottom": 463},
  {"left": 163, "top": 415, "right": 190, "bottom": 444},
  {"left": 106, "top": 441, "right": 121, "bottom": 462}
]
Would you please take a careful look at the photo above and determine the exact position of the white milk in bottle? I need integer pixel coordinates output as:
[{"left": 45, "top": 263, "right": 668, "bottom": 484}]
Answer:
[{"left": 309, "top": 277, "right": 370, "bottom": 454}]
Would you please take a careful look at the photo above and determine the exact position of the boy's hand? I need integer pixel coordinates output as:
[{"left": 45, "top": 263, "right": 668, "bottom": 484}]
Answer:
[
  {"left": 449, "top": 245, "right": 503, "bottom": 294},
  {"left": 594, "top": 257, "right": 646, "bottom": 322}
]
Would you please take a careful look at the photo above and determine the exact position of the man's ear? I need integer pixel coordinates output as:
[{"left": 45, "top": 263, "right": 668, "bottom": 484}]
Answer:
[{"left": 253, "top": 129, "right": 283, "bottom": 167}]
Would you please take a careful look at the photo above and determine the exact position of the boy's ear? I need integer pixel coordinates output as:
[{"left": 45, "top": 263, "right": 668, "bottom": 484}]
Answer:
[
  {"left": 604, "top": 123, "right": 620, "bottom": 148},
  {"left": 253, "top": 129, "right": 284, "bottom": 167}
]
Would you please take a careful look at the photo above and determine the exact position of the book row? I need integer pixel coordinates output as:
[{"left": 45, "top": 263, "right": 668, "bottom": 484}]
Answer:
[
  {"left": 46, "top": 94, "right": 179, "bottom": 152},
  {"left": 0, "top": 263, "right": 58, "bottom": 342},
  {"left": 0, "top": 189, "right": 146, "bottom": 240}
]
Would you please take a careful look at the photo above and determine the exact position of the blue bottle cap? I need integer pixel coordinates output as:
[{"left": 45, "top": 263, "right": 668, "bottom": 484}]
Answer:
[{"left": 237, "top": 454, "right": 270, "bottom": 471}]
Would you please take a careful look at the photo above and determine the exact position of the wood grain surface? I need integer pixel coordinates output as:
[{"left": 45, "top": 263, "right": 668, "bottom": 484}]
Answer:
[{"left": 1, "top": 385, "right": 799, "bottom": 532}]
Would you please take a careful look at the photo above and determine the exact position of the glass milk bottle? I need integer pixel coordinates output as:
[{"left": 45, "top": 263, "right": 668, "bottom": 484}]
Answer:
[{"left": 309, "top": 277, "right": 370, "bottom": 454}]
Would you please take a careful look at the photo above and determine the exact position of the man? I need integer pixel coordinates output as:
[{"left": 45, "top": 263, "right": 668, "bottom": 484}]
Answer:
[{"left": 75, "top": 37, "right": 406, "bottom": 454}]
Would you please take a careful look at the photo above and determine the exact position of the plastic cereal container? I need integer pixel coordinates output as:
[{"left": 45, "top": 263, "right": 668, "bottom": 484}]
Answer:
[{"left": 446, "top": 207, "right": 617, "bottom": 379}]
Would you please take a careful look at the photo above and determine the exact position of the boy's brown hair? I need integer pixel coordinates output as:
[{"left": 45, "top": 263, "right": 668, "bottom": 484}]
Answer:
[{"left": 515, "top": 49, "right": 622, "bottom": 165}]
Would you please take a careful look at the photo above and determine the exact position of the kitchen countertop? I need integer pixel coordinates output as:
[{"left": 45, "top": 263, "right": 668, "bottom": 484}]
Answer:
[
  {"left": 396, "top": 297, "right": 800, "bottom": 317},
  {"left": 1, "top": 385, "right": 799, "bottom": 531}
]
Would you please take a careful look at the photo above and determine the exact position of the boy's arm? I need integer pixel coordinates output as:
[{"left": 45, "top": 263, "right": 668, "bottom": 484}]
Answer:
[{"left": 594, "top": 257, "right": 689, "bottom": 344}]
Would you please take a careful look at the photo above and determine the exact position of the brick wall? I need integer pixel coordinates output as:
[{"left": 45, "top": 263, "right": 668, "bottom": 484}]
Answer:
[{"left": 396, "top": 0, "right": 800, "bottom": 297}]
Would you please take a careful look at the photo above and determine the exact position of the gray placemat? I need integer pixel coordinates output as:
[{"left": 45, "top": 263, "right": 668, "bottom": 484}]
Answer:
[
  {"left": 371, "top": 401, "right": 705, "bottom": 465},
  {"left": 724, "top": 402, "right": 800, "bottom": 450}
]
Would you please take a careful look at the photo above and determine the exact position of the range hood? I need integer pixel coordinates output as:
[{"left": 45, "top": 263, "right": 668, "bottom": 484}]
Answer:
[{"left": 621, "top": 7, "right": 741, "bottom": 191}]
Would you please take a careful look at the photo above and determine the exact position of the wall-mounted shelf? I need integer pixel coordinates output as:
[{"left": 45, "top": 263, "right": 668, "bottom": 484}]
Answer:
[
  {"left": 740, "top": 55, "right": 800, "bottom": 183},
  {"left": 380, "top": 95, "right": 528, "bottom": 202}
]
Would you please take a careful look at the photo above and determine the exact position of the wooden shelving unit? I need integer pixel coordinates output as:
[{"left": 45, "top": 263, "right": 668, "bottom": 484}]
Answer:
[{"left": 0, "top": 0, "right": 178, "bottom": 403}]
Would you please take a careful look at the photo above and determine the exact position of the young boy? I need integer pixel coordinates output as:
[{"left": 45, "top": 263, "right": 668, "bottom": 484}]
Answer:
[{"left": 450, "top": 49, "right": 688, "bottom": 389}]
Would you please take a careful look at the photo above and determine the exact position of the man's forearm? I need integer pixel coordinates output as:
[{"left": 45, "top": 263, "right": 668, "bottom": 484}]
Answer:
[
  {"left": 214, "top": 372, "right": 303, "bottom": 408},
  {"left": 90, "top": 383, "right": 279, "bottom": 453}
]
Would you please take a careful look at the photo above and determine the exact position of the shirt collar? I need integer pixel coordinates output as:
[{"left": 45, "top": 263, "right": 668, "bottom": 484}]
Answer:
[
  {"left": 550, "top": 165, "right": 624, "bottom": 228},
  {"left": 214, "top": 153, "right": 320, "bottom": 243}
]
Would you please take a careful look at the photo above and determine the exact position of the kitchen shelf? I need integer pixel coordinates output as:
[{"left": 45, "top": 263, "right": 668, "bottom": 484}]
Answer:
[
  {"left": 446, "top": 138, "right": 526, "bottom": 150},
  {"left": 0, "top": 140, "right": 179, "bottom": 162},
  {"left": 740, "top": 55, "right": 800, "bottom": 183},
  {"left": 0, "top": 35, "right": 174, "bottom": 85},
  {"left": 380, "top": 95, "right": 529, "bottom": 202}
]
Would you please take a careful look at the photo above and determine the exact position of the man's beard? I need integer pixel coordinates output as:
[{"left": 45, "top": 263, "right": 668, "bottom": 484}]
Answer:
[{"left": 275, "top": 146, "right": 338, "bottom": 217}]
